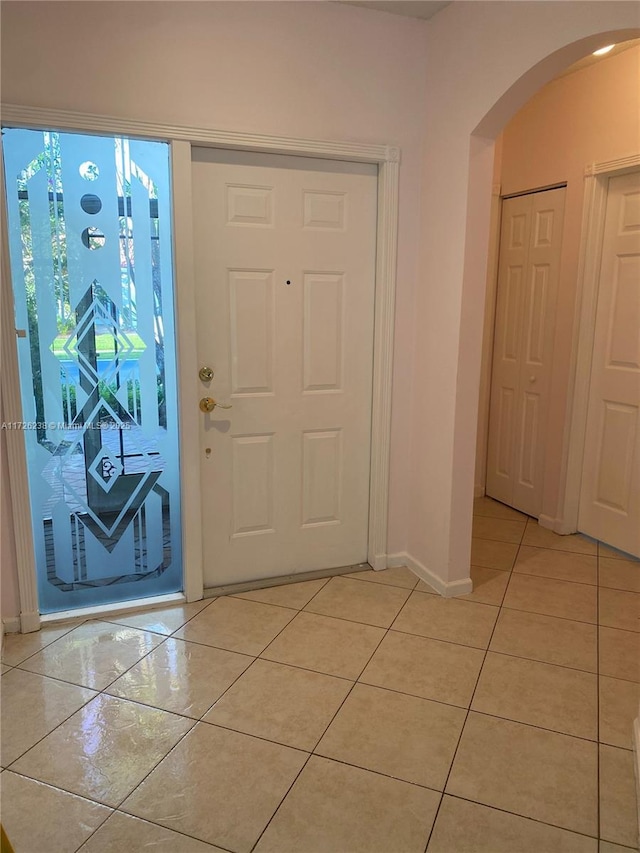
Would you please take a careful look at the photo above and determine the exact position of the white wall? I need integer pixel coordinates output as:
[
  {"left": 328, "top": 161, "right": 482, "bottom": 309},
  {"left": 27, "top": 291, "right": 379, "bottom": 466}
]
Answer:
[
  {"left": 477, "top": 44, "right": 640, "bottom": 523},
  {"left": 2, "top": 1, "right": 639, "bottom": 617},
  {"left": 0, "top": 0, "right": 429, "bottom": 616}
]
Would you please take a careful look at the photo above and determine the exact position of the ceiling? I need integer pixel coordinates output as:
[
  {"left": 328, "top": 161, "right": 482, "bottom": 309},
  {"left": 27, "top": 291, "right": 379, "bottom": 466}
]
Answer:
[
  {"left": 558, "top": 38, "right": 640, "bottom": 77},
  {"left": 337, "top": 1, "right": 451, "bottom": 21},
  {"left": 338, "top": 4, "right": 638, "bottom": 81}
]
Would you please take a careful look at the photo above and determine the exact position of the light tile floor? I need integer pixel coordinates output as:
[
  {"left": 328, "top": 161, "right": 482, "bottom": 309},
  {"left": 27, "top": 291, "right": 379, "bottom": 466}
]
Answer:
[{"left": 1, "top": 498, "right": 639, "bottom": 852}]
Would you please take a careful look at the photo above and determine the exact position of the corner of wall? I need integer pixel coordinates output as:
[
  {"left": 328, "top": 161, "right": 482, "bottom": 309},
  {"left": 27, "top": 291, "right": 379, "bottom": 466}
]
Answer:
[
  {"left": 387, "top": 551, "right": 473, "bottom": 597},
  {"left": 1, "top": 616, "right": 21, "bottom": 635}
]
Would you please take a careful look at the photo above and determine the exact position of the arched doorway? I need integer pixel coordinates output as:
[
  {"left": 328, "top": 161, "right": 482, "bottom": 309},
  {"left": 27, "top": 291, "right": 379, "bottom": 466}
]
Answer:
[
  {"left": 405, "top": 7, "right": 640, "bottom": 593},
  {"left": 474, "top": 38, "right": 640, "bottom": 556}
]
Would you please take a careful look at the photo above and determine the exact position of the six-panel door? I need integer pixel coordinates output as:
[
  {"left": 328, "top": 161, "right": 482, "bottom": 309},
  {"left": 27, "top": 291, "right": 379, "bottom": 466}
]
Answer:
[
  {"left": 191, "top": 149, "right": 377, "bottom": 587},
  {"left": 486, "top": 188, "right": 566, "bottom": 518},
  {"left": 579, "top": 171, "right": 640, "bottom": 557}
]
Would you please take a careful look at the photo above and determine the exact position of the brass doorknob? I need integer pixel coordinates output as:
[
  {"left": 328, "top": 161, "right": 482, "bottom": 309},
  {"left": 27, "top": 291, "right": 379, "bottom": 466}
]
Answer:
[
  {"left": 199, "top": 396, "right": 231, "bottom": 413},
  {"left": 199, "top": 366, "right": 214, "bottom": 382}
]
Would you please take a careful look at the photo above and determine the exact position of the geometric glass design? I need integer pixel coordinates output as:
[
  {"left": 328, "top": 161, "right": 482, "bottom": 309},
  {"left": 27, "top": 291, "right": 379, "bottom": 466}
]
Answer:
[
  {"left": 87, "top": 445, "right": 122, "bottom": 493},
  {"left": 2, "top": 128, "right": 182, "bottom": 613}
]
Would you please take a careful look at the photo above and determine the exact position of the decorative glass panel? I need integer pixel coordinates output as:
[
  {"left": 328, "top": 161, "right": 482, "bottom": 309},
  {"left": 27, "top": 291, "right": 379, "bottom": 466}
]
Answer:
[{"left": 2, "top": 128, "right": 182, "bottom": 613}]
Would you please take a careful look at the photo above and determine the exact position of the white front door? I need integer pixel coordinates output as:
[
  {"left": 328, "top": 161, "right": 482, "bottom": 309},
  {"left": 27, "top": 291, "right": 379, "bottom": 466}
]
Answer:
[
  {"left": 486, "top": 187, "right": 566, "bottom": 517},
  {"left": 191, "top": 148, "right": 377, "bottom": 588},
  {"left": 578, "top": 170, "right": 640, "bottom": 557}
]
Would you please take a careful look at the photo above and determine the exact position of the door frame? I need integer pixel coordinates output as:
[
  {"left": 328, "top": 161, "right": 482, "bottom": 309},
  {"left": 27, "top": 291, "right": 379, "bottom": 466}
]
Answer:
[
  {"left": 474, "top": 181, "right": 502, "bottom": 499},
  {"left": 560, "top": 153, "right": 640, "bottom": 536},
  {"left": 1, "top": 104, "right": 399, "bottom": 627}
]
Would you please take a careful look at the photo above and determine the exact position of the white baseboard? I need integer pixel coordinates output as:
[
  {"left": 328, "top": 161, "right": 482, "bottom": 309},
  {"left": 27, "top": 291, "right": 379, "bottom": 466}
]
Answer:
[
  {"left": 633, "top": 715, "right": 640, "bottom": 842},
  {"left": 369, "top": 554, "right": 388, "bottom": 571},
  {"left": 2, "top": 616, "right": 21, "bottom": 634},
  {"left": 474, "top": 485, "right": 485, "bottom": 498},
  {"left": 19, "top": 610, "right": 41, "bottom": 633},
  {"left": 387, "top": 552, "right": 473, "bottom": 598},
  {"left": 538, "top": 514, "right": 578, "bottom": 535},
  {"left": 386, "top": 553, "right": 408, "bottom": 569}
]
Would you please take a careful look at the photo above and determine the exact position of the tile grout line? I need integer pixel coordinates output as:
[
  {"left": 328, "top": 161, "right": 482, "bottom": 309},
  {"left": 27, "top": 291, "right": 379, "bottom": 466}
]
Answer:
[
  {"left": 474, "top": 646, "right": 598, "bottom": 678},
  {"left": 4, "top": 600, "right": 227, "bottom": 829},
  {"left": 440, "top": 791, "right": 607, "bottom": 844},
  {"left": 423, "top": 516, "right": 530, "bottom": 852},
  {"left": 1, "top": 618, "right": 88, "bottom": 668},
  {"left": 101, "top": 595, "right": 218, "bottom": 633},
  {"left": 103, "top": 590, "right": 320, "bottom": 812},
  {"left": 89, "top": 598, "right": 610, "bottom": 664},
  {"left": 71, "top": 794, "right": 238, "bottom": 853},
  {"left": 248, "top": 573, "right": 421, "bottom": 853},
  {"left": 11, "top": 575, "right": 444, "bottom": 765},
  {"left": 187, "top": 576, "right": 342, "bottom": 723},
  {"left": 4, "top": 610, "right": 206, "bottom": 770},
  {"left": 497, "top": 603, "right": 599, "bottom": 628},
  {"left": 73, "top": 689, "right": 252, "bottom": 849},
  {"left": 147, "top": 586, "right": 628, "bottom": 728},
  {"left": 3, "top": 766, "right": 114, "bottom": 853},
  {"left": 76, "top": 574, "right": 359, "bottom": 852},
  {"left": 474, "top": 509, "right": 597, "bottom": 557},
  {"left": 3, "top": 688, "right": 99, "bottom": 770},
  {"left": 5, "top": 628, "right": 178, "bottom": 773},
  {"left": 9, "top": 555, "right": 590, "bottom": 845},
  {"left": 12, "top": 599, "right": 213, "bottom": 678},
  {"left": 92, "top": 644, "right": 614, "bottom": 750},
  {"left": 141, "top": 552, "right": 627, "bottom": 848},
  {"left": 7, "top": 548, "right": 635, "bottom": 850},
  {"left": 10, "top": 599, "right": 222, "bottom": 698},
  {"left": 6, "top": 760, "right": 239, "bottom": 853}
]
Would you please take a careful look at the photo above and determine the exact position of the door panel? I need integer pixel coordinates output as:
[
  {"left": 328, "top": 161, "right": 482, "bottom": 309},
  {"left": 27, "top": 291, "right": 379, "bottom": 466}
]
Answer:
[
  {"left": 229, "top": 269, "right": 274, "bottom": 394},
  {"left": 191, "top": 149, "right": 377, "bottom": 587},
  {"left": 578, "top": 171, "right": 640, "bottom": 556},
  {"left": 303, "top": 272, "right": 343, "bottom": 392},
  {"left": 486, "top": 187, "right": 566, "bottom": 517},
  {"left": 231, "top": 434, "right": 274, "bottom": 536},
  {"left": 302, "top": 429, "right": 342, "bottom": 526}
]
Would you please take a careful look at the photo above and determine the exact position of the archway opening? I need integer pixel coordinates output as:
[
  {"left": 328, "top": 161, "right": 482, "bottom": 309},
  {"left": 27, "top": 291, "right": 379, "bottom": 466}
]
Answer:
[{"left": 457, "top": 30, "right": 640, "bottom": 577}]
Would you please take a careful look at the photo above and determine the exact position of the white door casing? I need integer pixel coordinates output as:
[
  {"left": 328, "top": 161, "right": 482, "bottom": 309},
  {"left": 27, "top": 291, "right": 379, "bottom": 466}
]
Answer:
[
  {"left": 1, "top": 103, "right": 400, "bottom": 622},
  {"left": 191, "top": 148, "right": 377, "bottom": 587},
  {"left": 486, "top": 187, "right": 566, "bottom": 517},
  {"left": 578, "top": 170, "right": 640, "bottom": 557}
]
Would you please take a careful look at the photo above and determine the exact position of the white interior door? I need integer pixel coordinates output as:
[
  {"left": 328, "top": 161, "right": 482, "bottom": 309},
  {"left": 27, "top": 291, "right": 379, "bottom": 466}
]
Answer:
[
  {"left": 578, "top": 170, "right": 640, "bottom": 557},
  {"left": 191, "top": 148, "right": 377, "bottom": 588},
  {"left": 486, "top": 187, "right": 566, "bottom": 517}
]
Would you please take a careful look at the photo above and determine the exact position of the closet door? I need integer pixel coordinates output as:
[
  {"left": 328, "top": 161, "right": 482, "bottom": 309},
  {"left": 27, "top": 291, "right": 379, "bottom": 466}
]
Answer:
[
  {"left": 486, "top": 188, "right": 565, "bottom": 517},
  {"left": 578, "top": 171, "right": 640, "bottom": 557}
]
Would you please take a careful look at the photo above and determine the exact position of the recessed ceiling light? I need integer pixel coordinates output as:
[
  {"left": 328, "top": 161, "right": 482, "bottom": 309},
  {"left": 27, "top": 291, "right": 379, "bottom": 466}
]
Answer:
[{"left": 593, "top": 44, "right": 615, "bottom": 56}]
